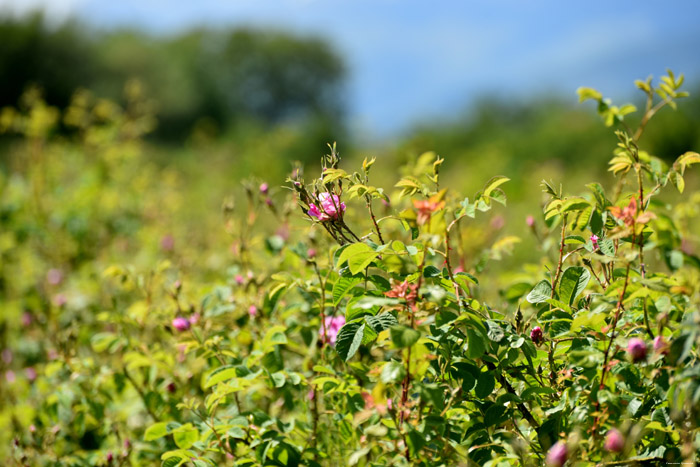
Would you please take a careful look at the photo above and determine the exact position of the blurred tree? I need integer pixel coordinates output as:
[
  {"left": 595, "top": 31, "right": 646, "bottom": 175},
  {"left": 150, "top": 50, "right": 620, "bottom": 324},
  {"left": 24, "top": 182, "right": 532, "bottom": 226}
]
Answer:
[
  {"left": 0, "top": 13, "right": 96, "bottom": 109},
  {"left": 0, "top": 15, "right": 346, "bottom": 142}
]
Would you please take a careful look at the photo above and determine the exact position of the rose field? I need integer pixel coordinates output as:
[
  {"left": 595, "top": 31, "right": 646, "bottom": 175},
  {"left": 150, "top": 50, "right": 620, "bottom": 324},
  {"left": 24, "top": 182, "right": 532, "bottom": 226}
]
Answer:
[{"left": 2, "top": 8, "right": 700, "bottom": 466}]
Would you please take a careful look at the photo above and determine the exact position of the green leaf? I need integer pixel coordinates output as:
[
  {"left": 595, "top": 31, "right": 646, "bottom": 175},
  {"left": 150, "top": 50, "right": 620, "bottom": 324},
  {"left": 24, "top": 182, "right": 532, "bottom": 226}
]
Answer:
[
  {"left": 173, "top": 424, "right": 199, "bottom": 449},
  {"left": 390, "top": 325, "right": 420, "bottom": 348},
  {"left": 380, "top": 360, "right": 405, "bottom": 383},
  {"left": 669, "top": 171, "right": 684, "bottom": 194},
  {"left": 466, "top": 329, "right": 486, "bottom": 359},
  {"left": 365, "top": 312, "right": 398, "bottom": 333},
  {"left": 484, "top": 405, "right": 507, "bottom": 427},
  {"left": 91, "top": 332, "right": 119, "bottom": 353},
  {"left": 483, "top": 176, "right": 510, "bottom": 198},
  {"left": 486, "top": 321, "right": 504, "bottom": 342},
  {"left": 599, "top": 238, "right": 615, "bottom": 257},
  {"left": 526, "top": 280, "right": 552, "bottom": 304},
  {"left": 332, "top": 277, "right": 361, "bottom": 305},
  {"left": 204, "top": 365, "right": 238, "bottom": 389},
  {"left": 577, "top": 87, "right": 602, "bottom": 102},
  {"left": 337, "top": 242, "right": 379, "bottom": 275},
  {"left": 145, "top": 422, "right": 181, "bottom": 441},
  {"left": 560, "top": 197, "right": 591, "bottom": 213},
  {"left": 586, "top": 182, "right": 608, "bottom": 209},
  {"left": 335, "top": 321, "right": 365, "bottom": 361},
  {"left": 475, "top": 372, "right": 496, "bottom": 399},
  {"left": 558, "top": 267, "right": 591, "bottom": 307}
]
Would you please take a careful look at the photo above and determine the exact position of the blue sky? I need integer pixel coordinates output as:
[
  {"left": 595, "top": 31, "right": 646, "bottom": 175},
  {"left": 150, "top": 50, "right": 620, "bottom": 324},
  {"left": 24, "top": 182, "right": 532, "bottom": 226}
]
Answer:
[{"left": 3, "top": 0, "right": 700, "bottom": 137}]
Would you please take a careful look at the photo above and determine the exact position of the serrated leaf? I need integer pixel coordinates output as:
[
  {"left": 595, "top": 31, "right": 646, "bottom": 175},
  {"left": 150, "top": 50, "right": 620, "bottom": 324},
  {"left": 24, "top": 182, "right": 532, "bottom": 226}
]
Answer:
[
  {"left": 332, "top": 277, "right": 361, "bottom": 305},
  {"left": 337, "top": 242, "right": 379, "bottom": 275},
  {"left": 335, "top": 321, "right": 365, "bottom": 361},
  {"left": 526, "top": 280, "right": 552, "bottom": 304},
  {"left": 204, "top": 365, "right": 238, "bottom": 389},
  {"left": 558, "top": 267, "right": 591, "bottom": 307},
  {"left": 486, "top": 321, "right": 504, "bottom": 342},
  {"left": 365, "top": 312, "right": 398, "bottom": 333}
]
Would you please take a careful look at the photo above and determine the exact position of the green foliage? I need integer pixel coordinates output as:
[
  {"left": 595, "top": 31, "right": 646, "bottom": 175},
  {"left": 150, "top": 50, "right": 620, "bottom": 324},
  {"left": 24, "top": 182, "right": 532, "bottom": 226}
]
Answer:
[{"left": 2, "top": 71, "right": 700, "bottom": 466}]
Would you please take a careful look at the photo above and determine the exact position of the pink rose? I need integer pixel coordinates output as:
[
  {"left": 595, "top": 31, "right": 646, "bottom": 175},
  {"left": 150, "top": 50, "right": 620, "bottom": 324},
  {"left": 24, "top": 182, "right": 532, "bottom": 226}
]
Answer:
[
  {"left": 319, "top": 315, "right": 346, "bottom": 345},
  {"left": 308, "top": 192, "right": 345, "bottom": 221}
]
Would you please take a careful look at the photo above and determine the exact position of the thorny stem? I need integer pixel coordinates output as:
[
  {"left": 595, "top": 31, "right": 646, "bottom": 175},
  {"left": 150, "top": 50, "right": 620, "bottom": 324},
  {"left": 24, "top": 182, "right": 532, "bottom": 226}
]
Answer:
[
  {"left": 398, "top": 250, "right": 427, "bottom": 462},
  {"left": 122, "top": 367, "right": 160, "bottom": 422},
  {"left": 550, "top": 214, "right": 568, "bottom": 298},
  {"left": 485, "top": 361, "right": 539, "bottom": 428},
  {"left": 193, "top": 409, "right": 235, "bottom": 457},
  {"left": 312, "top": 262, "right": 328, "bottom": 352},
  {"left": 636, "top": 164, "right": 646, "bottom": 278},
  {"left": 599, "top": 261, "right": 633, "bottom": 391},
  {"left": 366, "top": 196, "right": 385, "bottom": 244}
]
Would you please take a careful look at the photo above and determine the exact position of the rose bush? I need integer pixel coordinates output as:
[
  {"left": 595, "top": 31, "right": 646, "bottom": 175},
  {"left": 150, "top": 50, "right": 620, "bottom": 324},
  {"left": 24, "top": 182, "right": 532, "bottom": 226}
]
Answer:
[{"left": 1, "top": 71, "right": 699, "bottom": 466}]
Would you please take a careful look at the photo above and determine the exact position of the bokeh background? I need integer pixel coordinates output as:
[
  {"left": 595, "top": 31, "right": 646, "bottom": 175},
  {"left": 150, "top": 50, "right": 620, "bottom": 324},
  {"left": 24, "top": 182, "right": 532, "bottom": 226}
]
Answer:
[
  {"left": 1, "top": 2, "right": 700, "bottom": 461},
  {"left": 2, "top": 0, "right": 699, "bottom": 261}
]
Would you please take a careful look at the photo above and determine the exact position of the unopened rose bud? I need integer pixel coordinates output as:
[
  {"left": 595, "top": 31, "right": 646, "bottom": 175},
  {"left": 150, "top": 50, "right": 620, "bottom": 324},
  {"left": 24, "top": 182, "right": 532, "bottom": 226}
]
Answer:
[
  {"left": 653, "top": 336, "right": 669, "bottom": 355},
  {"left": 259, "top": 183, "right": 269, "bottom": 195},
  {"left": 545, "top": 441, "right": 567, "bottom": 467},
  {"left": 248, "top": 305, "right": 257, "bottom": 317},
  {"left": 265, "top": 198, "right": 273, "bottom": 207},
  {"left": 526, "top": 215, "right": 535, "bottom": 227},
  {"left": 160, "top": 235, "right": 175, "bottom": 252},
  {"left": 172, "top": 317, "right": 190, "bottom": 332},
  {"left": 530, "top": 326, "right": 544, "bottom": 345},
  {"left": 167, "top": 382, "right": 176, "bottom": 393},
  {"left": 604, "top": 428, "right": 625, "bottom": 453},
  {"left": 235, "top": 274, "right": 244, "bottom": 285},
  {"left": 47, "top": 268, "right": 63, "bottom": 285},
  {"left": 307, "top": 248, "right": 316, "bottom": 259},
  {"left": 22, "top": 312, "right": 32, "bottom": 327},
  {"left": 627, "top": 338, "right": 647, "bottom": 363},
  {"left": 25, "top": 367, "right": 37, "bottom": 382}
]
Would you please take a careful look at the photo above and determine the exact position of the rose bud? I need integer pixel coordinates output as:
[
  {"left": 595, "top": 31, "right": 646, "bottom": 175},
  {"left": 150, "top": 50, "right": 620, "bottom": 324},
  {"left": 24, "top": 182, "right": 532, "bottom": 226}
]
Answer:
[
  {"left": 604, "top": 428, "right": 625, "bottom": 453},
  {"left": 167, "top": 382, "right": 176, "bottom": 393},
  {"left": 259, "top": 183, "right": 269, "bottom": 195},
  {"left": 627, "top": 338, "right": 647, "bottom": 363},
  {"left": 530, "top": 326, "right": 544, "bottom": 345},
  {"left": 526, "top": 215, "right": 535, "bottom": 227},
  {"left": 248, "top": 305, "right": 258, "bottom": 317},
  {"left": 653, "top": 336, "right": 669, "bottom": 355},
  {"left": 545, "top": 441, "right": 567, "bottom": 467},
  {"left": 307, "top": 248, "right": 317, "bottom": 259},
  {"left": 172, "top": 317, "right": 191, "bottom": 332},
  {"left": 47, "top": 268, "right": 63, "bottom": 285}
]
